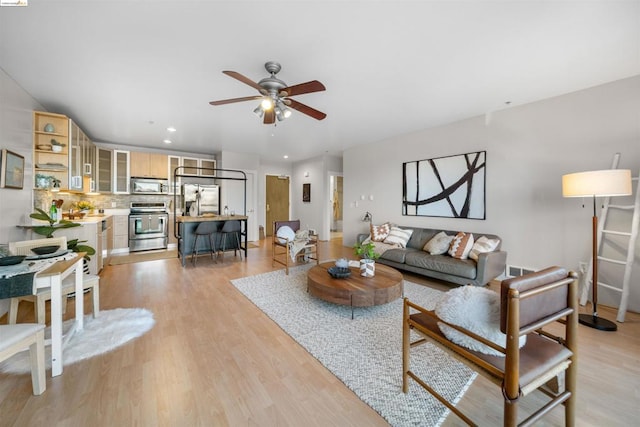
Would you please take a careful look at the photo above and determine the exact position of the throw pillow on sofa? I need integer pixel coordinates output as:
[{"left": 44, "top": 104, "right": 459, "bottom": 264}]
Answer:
[
  {"left": 435, "top": 285, "right": 527, "bottom": 357},
  {"left": 469, "top": 236, "right": 500, "bottom": 261},
  {"left": 423, "top": 231, "right": 454, "bottom": 255},
  {"left": 383, "top": 226, "right": 413, "bottom": 247},
  {"left": 448, "top": 232, "right": 474, "bottom": 259},
  {"left": 370, "top": 223, "right": 390, "bottom": 242}
]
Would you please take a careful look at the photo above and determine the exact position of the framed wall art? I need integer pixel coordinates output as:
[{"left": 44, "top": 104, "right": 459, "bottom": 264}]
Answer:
[
  {"left": 302, "top": 183, "right": 311, "bottom": 203},
  {"left": 1, "top": 149, "right": 25, "bottom": 189},
  {"left": 402, "top": 150, "right": 486, "bottom": 219}
]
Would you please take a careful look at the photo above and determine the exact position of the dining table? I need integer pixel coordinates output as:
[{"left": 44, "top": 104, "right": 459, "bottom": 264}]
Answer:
[{"left": 1, "top": 251, "right": 86, "bottom": 377}]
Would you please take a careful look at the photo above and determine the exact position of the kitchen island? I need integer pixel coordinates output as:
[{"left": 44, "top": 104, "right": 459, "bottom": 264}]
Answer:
[{"left": 176, "top": 215, "right": 248, "bottom": 266}]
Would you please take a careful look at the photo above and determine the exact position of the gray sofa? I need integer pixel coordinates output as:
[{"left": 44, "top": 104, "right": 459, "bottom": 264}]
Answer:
[{"left": 357, "top": 227, "right": 507, "bottom": 286}]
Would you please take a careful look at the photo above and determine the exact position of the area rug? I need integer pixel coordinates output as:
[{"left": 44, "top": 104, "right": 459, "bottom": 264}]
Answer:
[
  {"left": 231, "top": 266, "right": 477, "bottom": 427},
  {"left": 109, "top": 250, "right": 178, "bottom": 265},
  {"left": 0, "top": 308, "right": 155, "bottom": 374}
]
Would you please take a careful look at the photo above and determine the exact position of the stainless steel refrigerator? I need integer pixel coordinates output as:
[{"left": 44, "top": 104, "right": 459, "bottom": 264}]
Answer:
[{"left": 183, "top": 184, "right": 219, "bottom": 216}]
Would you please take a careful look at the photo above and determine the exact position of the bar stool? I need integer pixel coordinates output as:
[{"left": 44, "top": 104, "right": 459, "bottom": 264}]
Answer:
[
  {"left": 219, "top": 220, "right": 242, "bottom": 260},
  {"left": 191, "top": 222, "right": 220, "bottom": 265}
]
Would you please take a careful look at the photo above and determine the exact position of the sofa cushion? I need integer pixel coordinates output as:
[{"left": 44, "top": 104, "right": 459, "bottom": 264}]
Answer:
[
  {"left": 423, "top": 231, "right": 454, "bottom": 255},
  {"left": 435, "top": 285, "right": 526, "bottom": 356},
  {"left": 383, "top": 226, "right": 413, "bottom": 247},
  {"left": 469, "top": 236, "right": 500, "bottom": 261},
  {"left": 379, "top": 247, "right": 419, "bottom": 264},
  {"left": 405, "top": 252, "right": 477, "bottom": 279},
  {"left": 406, "top": 228, "right": 438, "bottom": 250},
  {"left": 370, "top": 223, "right": 390, "bottom": 242},
  {"left": 448, "top": 232, "right": 474, "bottom": 259}
]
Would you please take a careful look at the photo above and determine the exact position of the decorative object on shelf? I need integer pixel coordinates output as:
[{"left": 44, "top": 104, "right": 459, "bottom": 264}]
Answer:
[
  {"left": 562, "top": 168, "right": 632, "bottom": 332},
  {"left": 43, "top": 123, "right": 55, "bottom": 132},
  {"left": 37, "top": 143, "right": 52, "bottom": 151},
  {"left": 403, "top": 150, "right": 486, "bottom": 219},
  {"left": 50, "top": 139, "right": 66, "bottom": 153},
  {"left": 0, "top": 149, "right": 25, "bottom": 189},
  {"left": 328, "top": 266, "right": 351, "bottom": 279}
]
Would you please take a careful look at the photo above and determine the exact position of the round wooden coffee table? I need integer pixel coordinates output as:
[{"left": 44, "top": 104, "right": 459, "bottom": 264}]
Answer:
[{"left": 307, "top": 261, "right": 404, "bottom": 318}]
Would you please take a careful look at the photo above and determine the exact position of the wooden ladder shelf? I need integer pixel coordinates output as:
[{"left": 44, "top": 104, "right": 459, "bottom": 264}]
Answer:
[{"left": 580, "top": 153, "right": 639, "bottom": 322}]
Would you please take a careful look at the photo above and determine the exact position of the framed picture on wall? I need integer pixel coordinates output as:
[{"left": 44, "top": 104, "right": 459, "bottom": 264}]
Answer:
[
  {"left": 1, "top": 149, "right": 25, "bottom": 189},
  {"left": 302, "top": 183, "right": 311, "bottom": 202}
]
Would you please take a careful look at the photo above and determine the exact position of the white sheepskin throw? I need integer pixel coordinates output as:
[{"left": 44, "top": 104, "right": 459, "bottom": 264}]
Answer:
[{"left": 435, "top": 286, "right": 526, "bottom": 357}]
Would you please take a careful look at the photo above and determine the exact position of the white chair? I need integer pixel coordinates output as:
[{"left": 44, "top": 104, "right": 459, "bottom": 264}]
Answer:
[
  {"left": 0, "top": 324, "right": 47, "bottom": 395},
  {"left": 8, "top": 237, "right": 100, "bottom": 324}
]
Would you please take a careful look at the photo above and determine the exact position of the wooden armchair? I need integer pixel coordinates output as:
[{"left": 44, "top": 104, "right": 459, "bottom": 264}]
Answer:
[
  {"left": 403, "top": 266, "right": 578, "bottom": 426},
  {"left": 272, "top": 220, "right": 319, "bottom": 274}
]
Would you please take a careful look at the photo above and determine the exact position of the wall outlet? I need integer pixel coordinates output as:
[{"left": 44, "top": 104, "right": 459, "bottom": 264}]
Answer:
[{"left": 111, "top": 202, "right": 117, "bottom": 208}]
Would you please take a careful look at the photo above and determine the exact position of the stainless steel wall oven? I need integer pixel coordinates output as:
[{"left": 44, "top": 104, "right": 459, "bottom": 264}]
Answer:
[{"left": 129, "top": 202, "right": 169, "bottom": 252}]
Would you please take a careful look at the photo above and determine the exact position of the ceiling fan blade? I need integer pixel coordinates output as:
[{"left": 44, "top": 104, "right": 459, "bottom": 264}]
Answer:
[
  {"left": 263, "top": 108, "right": 276, "bottom": 124},
  {"left": 209, "top": 95, "right": 261, "bottom": 106},
  {"left": 222, "top": 70, "right": 264, "bottom": 92},
  {"left": 279, "top": 80, "right": 326, "bottom": 97},
  {"left": 286, "top": 99, "right": 327, "bottom": 120}
]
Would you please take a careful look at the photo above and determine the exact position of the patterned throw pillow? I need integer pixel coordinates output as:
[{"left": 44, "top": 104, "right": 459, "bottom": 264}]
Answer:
[
  {"left": 448, "top": 232, "right": 474, "bottom": 259},
  {"left": 383, "top": 227, "right": 413, "bottom": 248},
  {"left": 370, "top": 223, "right": 391, "bottom": 242},
  {"left": 423, "top": 231, "right": 454, "bottom": 255},
  {"left": 468, "top": 236, "right": 500, "bottom": 261}
]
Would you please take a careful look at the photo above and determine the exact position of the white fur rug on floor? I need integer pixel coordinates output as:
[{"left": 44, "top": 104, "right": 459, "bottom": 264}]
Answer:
[{"left": 0, "top": 308, "right": 155, "bottom": 374}]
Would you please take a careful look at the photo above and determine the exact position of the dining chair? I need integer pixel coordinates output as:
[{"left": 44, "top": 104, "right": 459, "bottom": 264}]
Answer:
[{"left": 8, "top": 237, "right": 100, "bottom": 324}]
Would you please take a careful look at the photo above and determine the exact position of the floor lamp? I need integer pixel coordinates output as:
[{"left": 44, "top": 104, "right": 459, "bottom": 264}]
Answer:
[{"left": 562, "top": 169, "right": 632, "bottom": 331}]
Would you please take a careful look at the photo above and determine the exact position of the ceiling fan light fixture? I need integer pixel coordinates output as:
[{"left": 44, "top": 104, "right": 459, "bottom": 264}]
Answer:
[
  {"left": 253, "top": 105, "right": 264, "bottom": 118},
  {"left": 283, "top": 108, "right": 292, "bottom": 118},
  {"left": 261, "top": 97, "right": 274, "bottom": 111}
]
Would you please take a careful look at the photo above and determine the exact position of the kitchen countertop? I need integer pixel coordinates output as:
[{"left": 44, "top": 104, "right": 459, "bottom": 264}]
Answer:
[{"left": 176, "top": 215, "right": 248, "bottom": 223}]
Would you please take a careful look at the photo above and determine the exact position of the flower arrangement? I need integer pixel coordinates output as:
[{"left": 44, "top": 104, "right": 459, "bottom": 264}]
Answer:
[
  {"left": 353, "top": 240, "right": 380, "bottom": 260},
  {"left": 75, "top": 200, "right": 95, "bottom": 211}
]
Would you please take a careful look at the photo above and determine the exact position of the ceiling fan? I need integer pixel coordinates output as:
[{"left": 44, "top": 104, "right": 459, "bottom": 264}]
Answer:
[{"left": 209, "top": 61, "right": 326, "bottom": 125}]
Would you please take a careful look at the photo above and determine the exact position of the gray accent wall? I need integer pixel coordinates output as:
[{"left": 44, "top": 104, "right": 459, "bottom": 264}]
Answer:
[{"left": 344, "top": 75, "right": 640, "bottom": 312}]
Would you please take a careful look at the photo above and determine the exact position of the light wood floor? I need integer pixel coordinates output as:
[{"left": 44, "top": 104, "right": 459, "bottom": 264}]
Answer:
[{"left": 1, "top": 239, "right": 639, "bottom": 426}]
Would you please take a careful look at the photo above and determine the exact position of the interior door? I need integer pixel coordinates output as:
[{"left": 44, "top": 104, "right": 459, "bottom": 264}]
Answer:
[{"left": 266, "top": 175, "right": 290, "bottom": 236}]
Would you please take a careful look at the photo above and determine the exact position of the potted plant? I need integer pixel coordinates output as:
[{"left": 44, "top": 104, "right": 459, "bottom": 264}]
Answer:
[
  {"left": 354, "top": 240, "right": 379, "bottom": 277},
  {"left": 50, "top": 139, "right": 66, "bottom": 153},
  {"left": 29, "top": 208, "right": 95, "bottom": 261}
]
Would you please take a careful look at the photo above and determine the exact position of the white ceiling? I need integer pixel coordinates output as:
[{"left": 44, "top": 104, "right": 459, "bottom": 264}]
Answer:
[{"left": 1, "top": 1, "right": 638, "bottom": 162}]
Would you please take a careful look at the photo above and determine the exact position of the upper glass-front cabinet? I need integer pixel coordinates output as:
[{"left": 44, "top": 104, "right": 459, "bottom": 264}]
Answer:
[{"left": 113, "top": 150, "right": 130, "bottom": 194}]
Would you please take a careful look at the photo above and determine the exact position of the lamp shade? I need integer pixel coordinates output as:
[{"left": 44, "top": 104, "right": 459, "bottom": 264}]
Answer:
[{"left": 562, "top": 169, "right": 632, "bottom": 198}]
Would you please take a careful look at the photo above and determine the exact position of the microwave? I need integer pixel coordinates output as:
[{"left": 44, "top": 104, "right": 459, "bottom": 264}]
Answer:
[{"left": 130, "top": 177, "right": 169, "bottom": 194}]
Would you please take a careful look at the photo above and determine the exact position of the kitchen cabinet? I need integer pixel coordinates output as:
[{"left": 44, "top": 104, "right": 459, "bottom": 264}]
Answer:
[
  {"left": 69, "top": 120, "right": 96, "bottom": 192},
  {"left": 33, "top": 111, "right": 70, "bottom": 190},
  {"left": 112, "top": 214, "right": 129, "bottom": 252},
  {"left": 180, "top": 157, "right": 217, "bottom": 177},
  {"left": 130, "top": 151, "right": 168, "bottom": 178},
  {"left": 113, "top": 150, "right": 130, "bottom": 193},
  {"left": 168, "top": 155, "right": 180, "bottom": 194},
  {"left": 96, "top": 147, "right": 112, "bottom": 193}
]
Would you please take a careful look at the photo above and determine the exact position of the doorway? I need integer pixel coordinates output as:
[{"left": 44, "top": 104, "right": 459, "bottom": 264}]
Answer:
[
  {"left": 266, "top": 175, "right": 290, "bottom": 237},
  {"left": 329, "top": 174, "right": 343, "bottom": 240}
]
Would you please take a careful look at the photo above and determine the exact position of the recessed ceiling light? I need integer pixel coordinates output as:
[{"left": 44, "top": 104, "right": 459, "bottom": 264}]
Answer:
[
  {"left": 283, "top": 155, "right": 289, "bottom": 159},
  {"left": 163, "top": 139, "right": 172, "bottom": 144},
  {"left": 167, "top": 127, "right": 176, "bottom": 132}
]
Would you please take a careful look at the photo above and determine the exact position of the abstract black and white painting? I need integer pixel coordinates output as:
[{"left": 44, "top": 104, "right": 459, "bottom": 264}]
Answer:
[{"left": 402, "top": 151, "right": 486, "bottom": 219}]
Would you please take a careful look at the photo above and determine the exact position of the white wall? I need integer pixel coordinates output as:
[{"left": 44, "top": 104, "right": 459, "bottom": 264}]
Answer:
[
  {"left": 0, "top": 67, "right": 43, "bottom": 315},
  {"left": 344, "top": 75, "right": 640, "bottom": 312}
]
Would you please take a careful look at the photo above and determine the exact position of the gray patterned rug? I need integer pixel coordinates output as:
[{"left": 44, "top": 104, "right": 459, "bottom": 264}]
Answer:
[{"left": 231, "top": 266, "right": 476, "bottom": 427}]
